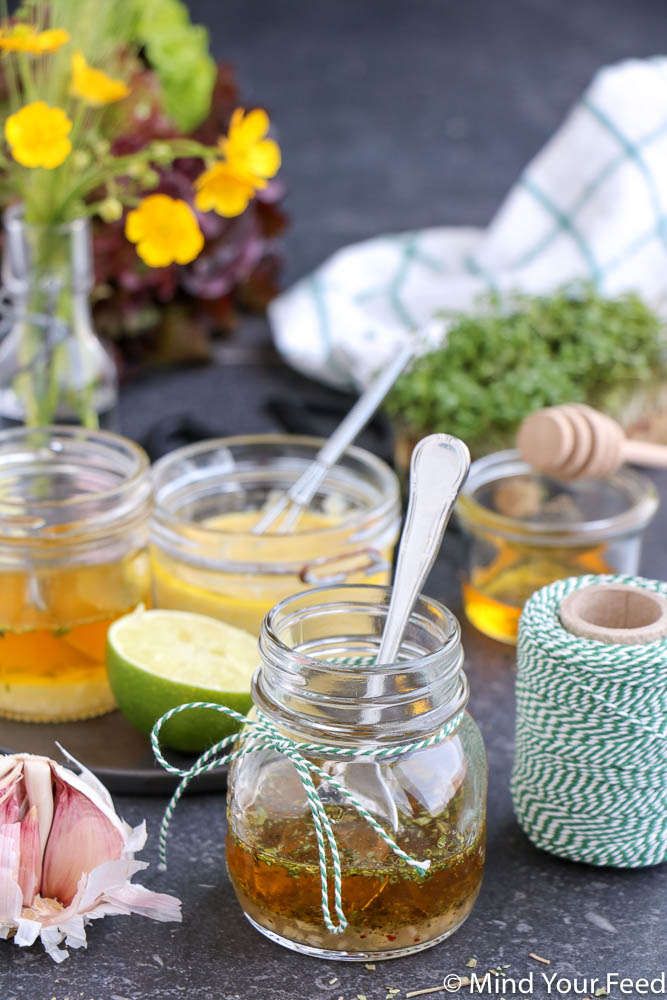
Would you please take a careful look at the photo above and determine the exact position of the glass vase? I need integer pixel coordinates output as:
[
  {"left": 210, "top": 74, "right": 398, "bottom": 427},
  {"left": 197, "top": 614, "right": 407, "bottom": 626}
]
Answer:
[{"left": 0, "top": 205, "right": 118, "bottom": 429}]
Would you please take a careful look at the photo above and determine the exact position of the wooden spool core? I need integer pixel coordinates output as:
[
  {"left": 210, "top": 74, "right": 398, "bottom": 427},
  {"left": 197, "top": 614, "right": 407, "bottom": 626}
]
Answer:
[{"left": 560, "top": 583, "right": 667, "bottom": 645}]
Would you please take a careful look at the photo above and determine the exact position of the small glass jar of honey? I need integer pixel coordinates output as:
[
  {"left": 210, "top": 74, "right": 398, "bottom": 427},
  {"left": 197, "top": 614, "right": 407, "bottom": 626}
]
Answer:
[
  {"left": 0, "top": 427, "right": 152, "bottom": 721},
  {"left": 456, "top": 449, "right": 658, "bottom": 644},
  {"left": 150, "top": 435, "right": 401, "bottom": 635},
  {"left": 226, "top": 584, "right": 487, "bottom": 960}
]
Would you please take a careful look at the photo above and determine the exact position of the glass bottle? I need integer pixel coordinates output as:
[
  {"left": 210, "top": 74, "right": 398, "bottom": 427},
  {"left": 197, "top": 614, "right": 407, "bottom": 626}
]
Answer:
[
  {"left": 0, "top": 205, "right": 118, "bottom": 429},
  {"left": 226, "top": 583, "right": 487, "bottom": 960}
]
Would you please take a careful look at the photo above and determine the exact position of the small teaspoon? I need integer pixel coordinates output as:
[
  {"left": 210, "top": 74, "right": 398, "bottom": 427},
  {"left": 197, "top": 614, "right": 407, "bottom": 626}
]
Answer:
[{"left": 376, "top": 433, "right": 471, "bottom": 664}]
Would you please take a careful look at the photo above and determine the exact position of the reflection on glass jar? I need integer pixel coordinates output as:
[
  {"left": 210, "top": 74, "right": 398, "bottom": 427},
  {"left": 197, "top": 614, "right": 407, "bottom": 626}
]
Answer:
[
  {"left": 150, "top": 435, "right": 401, "bottom": 635},
  {"left": 226, "top": 585, "right": 487, "bottom": 960},
  {"left": 0, "top": 427, "right": 152, "bottom": 721},
  {"left": 456, "top": 450, "right": 659, "bottom": 644}
]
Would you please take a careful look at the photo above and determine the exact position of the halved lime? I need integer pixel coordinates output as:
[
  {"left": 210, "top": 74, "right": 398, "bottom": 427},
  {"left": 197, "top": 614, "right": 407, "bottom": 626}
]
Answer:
[{"left": 106, "top": 607, "right": 258, "bottom": 753}]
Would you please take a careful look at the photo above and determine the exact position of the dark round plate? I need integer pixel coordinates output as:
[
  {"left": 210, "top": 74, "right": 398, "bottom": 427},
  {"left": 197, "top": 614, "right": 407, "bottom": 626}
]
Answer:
[{"left": 0, "top": 710, "right": 227, "bottom": 795}]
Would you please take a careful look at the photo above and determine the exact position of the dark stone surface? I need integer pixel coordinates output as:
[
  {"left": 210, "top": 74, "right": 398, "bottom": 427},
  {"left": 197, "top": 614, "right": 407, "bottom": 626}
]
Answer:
[{"left": 3, "top": 1, "right": 667, "bottom": 996}]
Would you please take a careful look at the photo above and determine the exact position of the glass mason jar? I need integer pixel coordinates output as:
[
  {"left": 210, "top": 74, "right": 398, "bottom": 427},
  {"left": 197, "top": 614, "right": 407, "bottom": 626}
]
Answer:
[
  {"left": 456, "top": 449, "right": 659, "bottom": 644},
  {"left": 0, "top": 426, "right": 152, "bottom": 722},
  {"left": 150, "top": 435, "right": 401, "bottom": 635},
  {"left": 226, "top": 584, "right": 487, "bottom": 960},
  {"left": 0, "top": 206, "right": 118, "bottom": 429}
]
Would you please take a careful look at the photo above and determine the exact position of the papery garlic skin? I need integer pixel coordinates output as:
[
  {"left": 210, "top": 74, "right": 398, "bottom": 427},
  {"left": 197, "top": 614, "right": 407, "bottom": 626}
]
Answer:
[{"left": 0, "top": 751, "right": 181, "bottom": 962}]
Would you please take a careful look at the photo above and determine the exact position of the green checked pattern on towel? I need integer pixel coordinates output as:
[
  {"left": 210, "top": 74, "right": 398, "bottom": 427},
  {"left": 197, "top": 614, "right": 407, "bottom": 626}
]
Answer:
[
  {"left": 270, "top": 57, "right": 667, "bottom": 390},
  {"left": 512, "top": 574, "right": 667, "bottom": 869}
]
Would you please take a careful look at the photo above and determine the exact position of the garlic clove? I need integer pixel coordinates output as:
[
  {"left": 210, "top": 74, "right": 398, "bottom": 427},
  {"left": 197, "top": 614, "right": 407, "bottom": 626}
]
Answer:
[
  {"left": 0, "top": 762, "right": 22, "bottom": 812},
  {"left": 0, "top": 751, "right": 181, "bottom": 960},
  {"left": 54, "top": 743, "right": 115, "bottom": 814},
  {"left": 41, "top": 770, "right": 124, "bottom": 906},
  {"left": 18, "top": 806, "right": 41, "bottom": 908},
  {"left": 22, "top": 758, "right": 53, "bottom": 861},
  {"left": 0, "top": 824, "right": 22, "bottom": 924}
]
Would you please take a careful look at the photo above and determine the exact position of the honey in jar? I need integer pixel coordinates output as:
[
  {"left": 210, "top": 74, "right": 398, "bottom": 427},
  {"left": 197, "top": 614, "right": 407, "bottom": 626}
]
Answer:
[
  {"left": 0, "top": 428, "right": 152, "bottom": 721},
  {"left": 456, "top": 451, "right": 658, "bottom": 644}
]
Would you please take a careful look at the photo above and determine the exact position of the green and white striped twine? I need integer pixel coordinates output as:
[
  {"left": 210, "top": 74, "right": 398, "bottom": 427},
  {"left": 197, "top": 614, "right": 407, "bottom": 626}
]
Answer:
[
  {"left": 151, "top": 700, "right": 465, "bottom": 934},
  {"left": 512, "top": 573, "right": 667, "bottom": 868}
]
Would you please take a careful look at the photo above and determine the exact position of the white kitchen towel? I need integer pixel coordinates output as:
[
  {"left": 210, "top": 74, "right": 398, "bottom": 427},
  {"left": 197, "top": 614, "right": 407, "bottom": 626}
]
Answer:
[{"left": 269, "top": 57, "right": 667, "bottom": 390}]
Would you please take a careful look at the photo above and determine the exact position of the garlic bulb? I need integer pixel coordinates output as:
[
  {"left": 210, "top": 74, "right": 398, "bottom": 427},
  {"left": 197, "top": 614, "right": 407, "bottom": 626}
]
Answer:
[{"left": 0, "top": 749, "right": 181, "bottom": 962}]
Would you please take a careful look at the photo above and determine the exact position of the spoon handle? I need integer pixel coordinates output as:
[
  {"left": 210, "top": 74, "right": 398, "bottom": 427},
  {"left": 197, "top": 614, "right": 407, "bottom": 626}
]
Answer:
[
  {"left": 376, "top": 434, "right": 470, "bottom": 664},
  {"left": 252, "top": 341, "right": 413, "bottom": 535}
]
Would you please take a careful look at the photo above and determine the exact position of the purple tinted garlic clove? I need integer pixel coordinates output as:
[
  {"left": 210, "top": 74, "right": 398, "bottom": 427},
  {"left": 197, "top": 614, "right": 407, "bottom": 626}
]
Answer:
[
  {"left": 41, "top": 770, "right": 124, "bottom": 906},
  {"left": 0, "top": 751, "right": 181, "bottom": 961}
]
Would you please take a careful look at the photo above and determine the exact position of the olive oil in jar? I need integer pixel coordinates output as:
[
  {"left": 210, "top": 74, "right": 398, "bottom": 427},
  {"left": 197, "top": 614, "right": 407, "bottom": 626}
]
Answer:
[
  {"left": 227, "top": 796, "right": 485, "bottom": 956},
  {"left": 225, "top": 585, "right": 487, "bottom": 959}
]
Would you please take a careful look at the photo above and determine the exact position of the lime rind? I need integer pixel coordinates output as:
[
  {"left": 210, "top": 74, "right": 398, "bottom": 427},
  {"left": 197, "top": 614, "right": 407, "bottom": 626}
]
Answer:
[{"left": 106, "top": 608, "right": 258, "bottom": 753}]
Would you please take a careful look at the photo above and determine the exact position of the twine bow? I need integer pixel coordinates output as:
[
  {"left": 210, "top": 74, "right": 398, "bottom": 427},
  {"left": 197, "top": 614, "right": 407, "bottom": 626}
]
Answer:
[{"left": 151, "top": 702, "right": 464, "bottom": 934}]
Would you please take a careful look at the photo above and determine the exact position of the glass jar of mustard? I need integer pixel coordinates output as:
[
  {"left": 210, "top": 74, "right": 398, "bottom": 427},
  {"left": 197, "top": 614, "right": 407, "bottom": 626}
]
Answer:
[
  {"left": 0, "top": 426, "right": 152, "bottom": 722},
  {"left": 456, "top": 449, "right": 658, "bottom": 644},
  {"left": 150, "top": 435, "right": 401, "bottom": 635},
  {"left": 226, "top": 584, "right": 487, "bottom": 960}
]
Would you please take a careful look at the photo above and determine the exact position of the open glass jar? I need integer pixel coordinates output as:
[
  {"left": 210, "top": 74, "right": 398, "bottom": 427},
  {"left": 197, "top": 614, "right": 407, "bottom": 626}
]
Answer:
[
  {"left": 150, "top": 435, "right": 401, "bottom": 634},
  {"left": 0, "top": 426, "right": 152, "bottom": 721},
  {"left": 226, "top": 584, "right": 487, "bottom": 960},
  {"left": 456, "top": 450, "right": 659, "bottom": 644}
]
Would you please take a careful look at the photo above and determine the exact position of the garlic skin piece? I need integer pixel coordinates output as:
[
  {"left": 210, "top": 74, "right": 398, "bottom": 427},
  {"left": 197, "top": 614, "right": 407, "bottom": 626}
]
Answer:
[{"left": 0, "top": 751, "right": 181, "bottom": 962}]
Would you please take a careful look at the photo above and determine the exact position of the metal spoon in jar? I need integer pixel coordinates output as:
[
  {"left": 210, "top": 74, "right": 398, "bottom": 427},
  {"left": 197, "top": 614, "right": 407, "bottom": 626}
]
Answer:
[
  {"left": 251, "top": 341, "right": 413, "bottom": 535},
  {"left": 376, "top": 433, "right": 471, "bottom": 664}
]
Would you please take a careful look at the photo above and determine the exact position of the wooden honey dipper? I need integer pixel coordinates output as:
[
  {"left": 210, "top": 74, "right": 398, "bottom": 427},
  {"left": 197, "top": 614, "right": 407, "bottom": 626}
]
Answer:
[{"left": 517, "top": 403, "right": 667, "bottom": 480}]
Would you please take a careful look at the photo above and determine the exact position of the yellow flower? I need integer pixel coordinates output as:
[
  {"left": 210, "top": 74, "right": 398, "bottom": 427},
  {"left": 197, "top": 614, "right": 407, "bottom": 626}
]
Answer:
[
  {"left": 125, "top": 194, "right": 204, "bottom": 268},
  {"left": 193, "top": 108, "right": 281, "bottom": 218},
  {"left": 0, "top": 25, "right": 70, "bottom": 54},
  {"left": 194, "top": 161, "right": 257, "bottom": 217},
  {"left": 221, "top": 107, "right": 281, "bottom": 186},
  {"left": 70, "top": 51, "right": 129, "bottom": 106},
  {"left": 5, "top": 101, "right": 72, "bottom": 168}
]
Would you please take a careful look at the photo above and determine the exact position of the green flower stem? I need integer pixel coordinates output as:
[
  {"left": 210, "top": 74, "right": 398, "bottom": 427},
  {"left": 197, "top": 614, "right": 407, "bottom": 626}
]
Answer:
[
  {"left": 16, "top": 51, "right": 36, "bottom": 103},
  {"left": 49, "top": 139, "right": 218, "bottom": 222}
]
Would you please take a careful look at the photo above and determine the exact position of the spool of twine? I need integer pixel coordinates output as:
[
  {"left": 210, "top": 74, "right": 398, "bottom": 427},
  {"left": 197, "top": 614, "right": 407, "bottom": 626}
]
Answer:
[{"left": 511, "top": 574, "right": 667, "bottom": 868}]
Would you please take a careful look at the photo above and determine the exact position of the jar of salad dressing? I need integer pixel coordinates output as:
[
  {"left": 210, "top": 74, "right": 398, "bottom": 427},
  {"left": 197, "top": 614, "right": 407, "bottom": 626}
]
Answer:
[
  {"left": 225, "top": 584, "right": 487, "bottom": 960},
  {"left": 150, "top": 435, "right": 401, "bottom": 634}
]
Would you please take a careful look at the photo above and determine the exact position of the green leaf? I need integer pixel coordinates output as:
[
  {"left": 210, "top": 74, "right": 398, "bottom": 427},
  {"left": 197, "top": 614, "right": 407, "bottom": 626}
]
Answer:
[{"left": 134, "top": 0, "right": 217, "bottom": 132}]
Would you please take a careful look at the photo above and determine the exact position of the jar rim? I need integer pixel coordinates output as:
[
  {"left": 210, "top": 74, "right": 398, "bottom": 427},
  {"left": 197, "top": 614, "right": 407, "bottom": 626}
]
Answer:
[
  {"left": 151, "top": 433, "right": 400, "bottom": 541},
  {"left": 0, "top": 426, "right": 151, "bottom": 543},
  {"left": 261, "top": 582, "right": 462, "bottom": 672},
  {"left": 457, "top": 448, "right": 658, "bottom": 544},
  {"left": 0, "top": 426, "right": 149, "bottom": 509},
  {"left": 256, "top": 584, "right": 468, "bottom": 747}
]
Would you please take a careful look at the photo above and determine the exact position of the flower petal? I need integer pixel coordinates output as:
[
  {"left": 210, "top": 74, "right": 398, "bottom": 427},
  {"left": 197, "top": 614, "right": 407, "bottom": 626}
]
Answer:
[
  {"left": 233, "top": 108, "right": 269, "bottom": 146},
  {"left": 194, "top": 164, "right": 255, "bottom": 217},
  {"left": 245, "top": 138, "right": 281, "bottom": 179}
]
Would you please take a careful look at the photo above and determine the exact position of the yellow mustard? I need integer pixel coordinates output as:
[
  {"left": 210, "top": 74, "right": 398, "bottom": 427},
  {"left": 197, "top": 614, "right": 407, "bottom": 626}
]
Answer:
[{"left": 152, "top": 509, "right": 394, "bottom": 634}]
